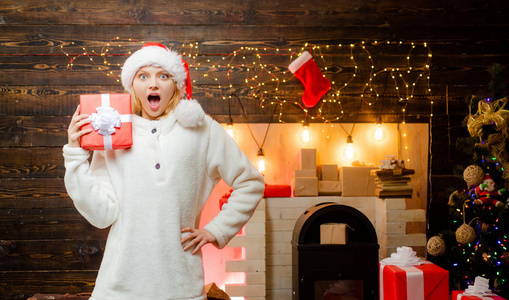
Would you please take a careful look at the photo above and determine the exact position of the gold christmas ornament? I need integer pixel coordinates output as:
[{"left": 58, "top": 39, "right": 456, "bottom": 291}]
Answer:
[
  {"left": 463, "top": 165, "right": 485, "bottom": 187},
  {"left": 456, "top": 201, "right": 478, "bottom": 245},
  {"left": 456, "top": 223, "right": 476, "bottom": 245},
  {"left": 467, "top": 98, "right": 509, "bottom": 138},
  {"left": 427, "top": 235, "right": 446, "bottom": 256},
  {"left": 481, "top": 222, "right": 489, "bottom": 232}
]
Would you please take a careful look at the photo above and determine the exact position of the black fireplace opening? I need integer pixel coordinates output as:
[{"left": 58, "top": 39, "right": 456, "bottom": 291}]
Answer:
[{"left": 292, "top": 202, "right": 379, "bottom": 300}]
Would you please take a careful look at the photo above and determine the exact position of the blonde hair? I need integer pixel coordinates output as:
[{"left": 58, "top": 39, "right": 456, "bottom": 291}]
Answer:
[{"left": 130, "top": 82, "right": 181, "bottom": 119}]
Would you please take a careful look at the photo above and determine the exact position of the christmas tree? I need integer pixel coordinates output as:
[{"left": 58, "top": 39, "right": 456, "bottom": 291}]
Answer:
[{"left": 427, "top": 64, "right": 509, "bottom": 297}]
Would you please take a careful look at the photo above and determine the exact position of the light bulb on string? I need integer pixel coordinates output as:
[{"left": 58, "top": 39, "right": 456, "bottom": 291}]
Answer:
[
  {"left": 226, "top": 116, "right": 235, "bottom": 139},
  {"left": 373, "top": 116, "right": 384, "bottom": 141},
  {"left": 257, "top": 148, "right": 266, "bottom": 173},
  {"left": 226, "top": 94, "right": 235, "bottom": 139},
  {"left": 301, "top": 119, "right": 310, "bottom": 143},
  {"left": 344, "top": 135, "right": 356, "bottom": 161}
]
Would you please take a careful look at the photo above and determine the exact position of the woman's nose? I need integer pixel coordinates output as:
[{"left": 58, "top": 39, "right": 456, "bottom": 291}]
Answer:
[{"left": 149, "top": 78, "right": 159, "bottom": 89}]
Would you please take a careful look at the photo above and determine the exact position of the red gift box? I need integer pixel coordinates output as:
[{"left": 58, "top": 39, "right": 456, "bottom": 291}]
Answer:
[
  {"left": 80, "top": 93, "right": 133, "bottom": 150},
  {"left": 263, "top": 184, "right": 292, "bottom": 197},
  {"left": 379, "top": 262, "right": 449, "bottom": 300},
  {"left": 452, "top": 290, "right": 505, "bottom": 300}
]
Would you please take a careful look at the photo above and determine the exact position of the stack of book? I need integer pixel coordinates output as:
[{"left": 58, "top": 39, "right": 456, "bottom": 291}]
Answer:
[{"left": 370, "top": 168, "right": 415, "bottom": 198}]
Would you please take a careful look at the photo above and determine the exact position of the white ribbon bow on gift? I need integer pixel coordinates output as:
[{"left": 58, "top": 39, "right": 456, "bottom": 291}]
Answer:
[
  {"left": 380, "top": 246, "right": 427, "bottom": 300},
  {"left": 87, "top": 94, "right": 132, "bottom": 150},
  {"left": 381, "top": 246, "right": 425, "bottom": 267},
  {"left": 458, "top": 276, "right": 496, "bottom": 300},
  {"left": 90, "top": 106, "right": 122, "bottom": 136}
]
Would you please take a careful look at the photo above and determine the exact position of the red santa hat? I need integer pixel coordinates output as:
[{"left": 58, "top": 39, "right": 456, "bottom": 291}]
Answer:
[
  {"left": 121, "top": 42, "right": 204, "bottom": 127},
  {"left": 484, "top": 174, "right": 493, "bottom": 182}
]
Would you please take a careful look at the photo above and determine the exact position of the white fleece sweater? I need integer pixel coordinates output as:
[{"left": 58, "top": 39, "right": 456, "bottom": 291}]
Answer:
[{"left": 63, "top": 109, "right": 265, "bottom": 300}]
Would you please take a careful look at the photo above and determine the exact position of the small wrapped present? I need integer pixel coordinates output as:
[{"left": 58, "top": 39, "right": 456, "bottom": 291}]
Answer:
[
  {"left": 293, "top": 177, "right": 318, "bottom": 196},
  {"left": 452, "top": 276, "right": 505, "bottom": 300},
  {"left": 320, "top": 223, "right": 351, "bottom": 244},
  {"left": 379, "top": 246, "right": 449, "bottom": 300},
  {"left": 317, "top": 164, "right": 339, "bottom": 181},
  {"left": 263, "top": 184, "right": 292, "bottom": 197},
  {"left": 340, "top": 166, "right": 377, "bottom": 196},
  {"left": 299, "top": 148, "right": 317, "bottom": 169},
  {"left": 295, "top": 169, "right": 316, "bottom": 178},
  {"left": 80, "top": 93, "right": 133, "bottom": 150},
  {"left": 318, "top": 180, "right": 342, "bottom": 196}
]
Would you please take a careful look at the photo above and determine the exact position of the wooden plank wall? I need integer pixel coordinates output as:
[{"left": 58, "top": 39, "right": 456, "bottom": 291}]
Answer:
[{"left": 0, "top": 0, "right": 507, "bottom": 298}]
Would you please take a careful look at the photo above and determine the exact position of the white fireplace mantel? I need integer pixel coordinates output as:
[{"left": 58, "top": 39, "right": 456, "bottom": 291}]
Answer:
[{"left": 223, "top": 196, "right": 426, "bottom": 300}]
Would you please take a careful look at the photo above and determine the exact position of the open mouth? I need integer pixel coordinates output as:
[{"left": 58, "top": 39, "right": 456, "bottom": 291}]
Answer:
[{"left": 148, "top": 94, "right": 161, "bottom": 108}]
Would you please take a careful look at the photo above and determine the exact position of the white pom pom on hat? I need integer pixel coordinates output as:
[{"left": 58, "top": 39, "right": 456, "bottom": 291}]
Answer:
[{"left": 121, "top": 42, "right": 204, "bottom": 127}]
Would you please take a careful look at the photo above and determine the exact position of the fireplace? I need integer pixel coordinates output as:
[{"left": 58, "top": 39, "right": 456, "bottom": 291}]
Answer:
[
  {"left": 222, "top": 196, "right": 426, "bottom": 299},
  {"left": 291, "top": 202, "right": 379, "bottom": 300}
]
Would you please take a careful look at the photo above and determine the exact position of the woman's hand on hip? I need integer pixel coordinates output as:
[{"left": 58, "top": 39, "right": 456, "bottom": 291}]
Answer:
[
  {"left": 67, "top": 105, "right": 92, "bottom": 148},
  {"left": 181, "top": 227, "right": 218, "bottom": 255}
]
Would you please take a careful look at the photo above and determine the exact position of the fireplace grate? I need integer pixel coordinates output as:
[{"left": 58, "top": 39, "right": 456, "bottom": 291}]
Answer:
[{"left": 292, "top": 202, "right": 379, "bottom": 300}]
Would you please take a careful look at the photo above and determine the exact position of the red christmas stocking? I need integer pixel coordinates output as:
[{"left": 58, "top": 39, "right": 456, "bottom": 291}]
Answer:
[{"left": 289, "top": 51, "right": 331, "bottom": 108}]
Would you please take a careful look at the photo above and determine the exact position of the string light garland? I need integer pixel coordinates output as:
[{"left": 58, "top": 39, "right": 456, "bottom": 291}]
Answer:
[
  {"left": 59, "top": 37, "right": 431, "bottom": 172},
  {"left": 201, "top": 41, "right": 432, "bottom": 123},
  {"left": 446, "top": 187, "right": 509, "bottom": 294},
  {"left": 60, "top": 38, "right": 433, "bottom": 125}
]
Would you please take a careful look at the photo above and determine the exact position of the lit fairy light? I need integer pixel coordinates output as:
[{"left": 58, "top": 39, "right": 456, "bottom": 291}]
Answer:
[{"left": 61, "top": 38, "right": 433, "bottom": 124}]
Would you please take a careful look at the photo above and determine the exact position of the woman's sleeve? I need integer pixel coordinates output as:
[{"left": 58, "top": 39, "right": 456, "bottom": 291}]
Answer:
[
  {"left": 203, "top": 121, "right": 265, "bottom": 248},
  {"left": 63, "top": 145, "right": 120, "bottom": 229}
]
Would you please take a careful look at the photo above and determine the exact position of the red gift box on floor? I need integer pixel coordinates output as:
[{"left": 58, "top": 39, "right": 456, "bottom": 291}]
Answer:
[
  {"left": 264, "top": 184, "right": 292, "bottom": 197},
  {"left": 380, "top": 247, "right": 448, "bottom": 300},
  {"left": 451, "top": 276, "right": 505, "bottom": 300},
  {"left": 452, "top": 291, "right": 505, "bottom": 300},
  {"left": 80, "top": 93, "right": 133, "bottom": 150}
]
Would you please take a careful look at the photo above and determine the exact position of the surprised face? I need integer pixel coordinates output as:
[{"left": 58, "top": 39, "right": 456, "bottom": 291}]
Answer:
[{"left": 132, "top": 65, "right": 176, "bottom": 120}]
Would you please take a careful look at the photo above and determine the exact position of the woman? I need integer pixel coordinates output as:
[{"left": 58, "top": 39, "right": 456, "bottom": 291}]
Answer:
[{"left": 64, "top": 43, "right": 265, "bottom": 300}]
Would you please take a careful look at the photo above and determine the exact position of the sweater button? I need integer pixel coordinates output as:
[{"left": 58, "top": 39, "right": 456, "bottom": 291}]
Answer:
[
  {"left": 152, "top": 128, "right": 157, "bottom": 134},
  {"left": 155, "top": 163, "right": 160, "bottom": 170}
]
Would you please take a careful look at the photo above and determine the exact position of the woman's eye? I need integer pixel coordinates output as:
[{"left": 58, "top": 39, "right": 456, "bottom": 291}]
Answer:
[
  {"left": 139, "top": 74, "right": 147, "bottom": 79},
  {"left": 160, "top": 74, "right": 169, "bottom": 79}
]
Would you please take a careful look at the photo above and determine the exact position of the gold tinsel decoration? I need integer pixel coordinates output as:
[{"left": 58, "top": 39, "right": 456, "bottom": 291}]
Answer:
[
  {"left": 467, "top": 98, "right": 509, "bottom": 138},
  {"left": 456, "top": 223, "right": 476, "bottom": 245},
  {"left": 463, "top": 165, "right": 485, "bottom": 187},
  {"left": 427, "top": 235, "right": 446, "bottom": 256},
  {"left": 476, "top": 133, "right": 509, "bottom": 180}
]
